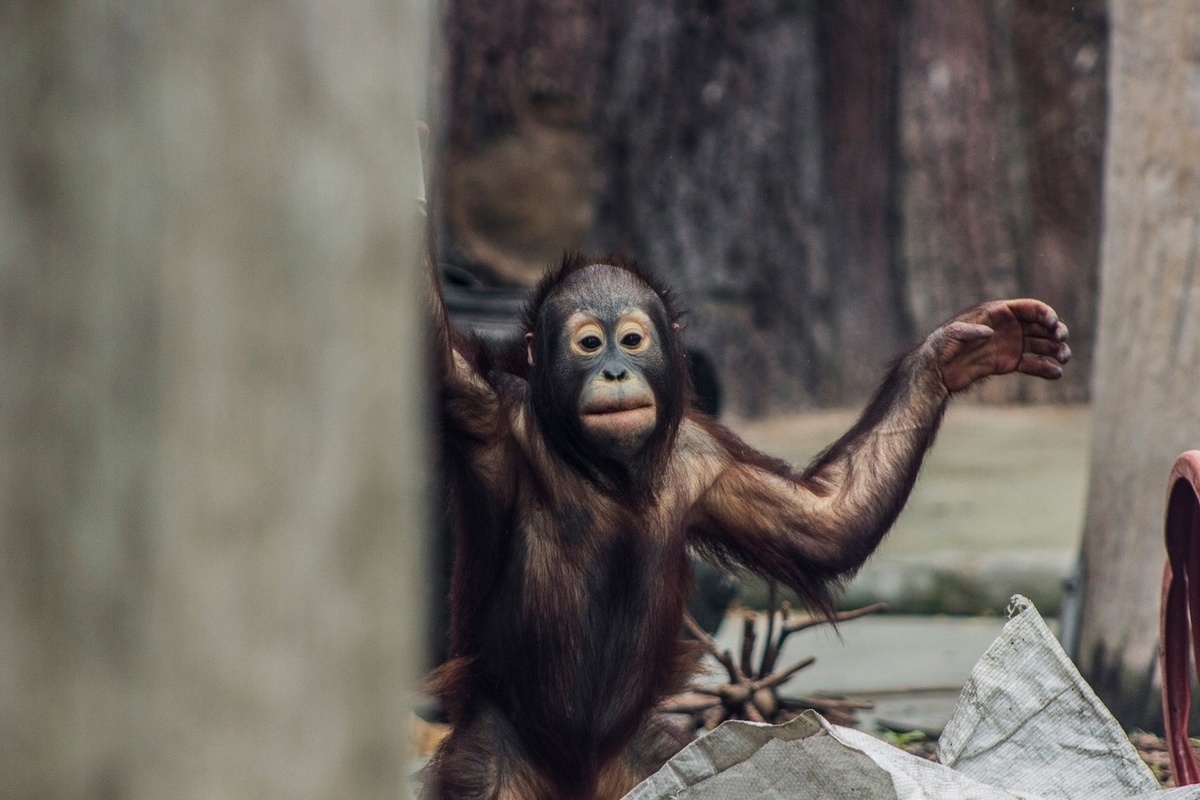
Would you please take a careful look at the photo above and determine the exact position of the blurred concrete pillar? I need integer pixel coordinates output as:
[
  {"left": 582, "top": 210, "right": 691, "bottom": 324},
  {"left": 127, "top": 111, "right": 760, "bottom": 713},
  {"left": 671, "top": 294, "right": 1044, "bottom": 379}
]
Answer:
[
  {"left": 1076, "top": 0, "right": 1200, "bottom": 731},
  {"left": 0, "top": 2, "right": 430, "bottom": 797}
]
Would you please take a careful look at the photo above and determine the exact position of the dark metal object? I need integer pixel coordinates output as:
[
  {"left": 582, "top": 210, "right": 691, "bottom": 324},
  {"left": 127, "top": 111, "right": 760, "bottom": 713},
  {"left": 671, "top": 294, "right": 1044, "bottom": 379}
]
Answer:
[
  {"left": 440, "top": 264, "right": 528, "bottom": 344},
  {"left": 1159, "top": 451, "right": 1200, "bottom": 786}
]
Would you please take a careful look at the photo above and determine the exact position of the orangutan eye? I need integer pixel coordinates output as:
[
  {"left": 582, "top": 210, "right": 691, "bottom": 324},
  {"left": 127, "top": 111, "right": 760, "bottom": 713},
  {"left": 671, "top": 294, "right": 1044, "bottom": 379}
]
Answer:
[
  {"left": 579, "top": 335, "right": 603, "bottom": 352},
  {"left": 620, "top": 332, "right": 643, "bottom": 348}
]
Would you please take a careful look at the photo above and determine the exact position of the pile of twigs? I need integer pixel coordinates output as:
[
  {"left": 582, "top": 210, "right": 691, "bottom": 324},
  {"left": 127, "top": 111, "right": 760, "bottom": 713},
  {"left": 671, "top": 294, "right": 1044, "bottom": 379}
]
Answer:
[{"left": 661, "top": 583, "right": 884, "bottom": 731}]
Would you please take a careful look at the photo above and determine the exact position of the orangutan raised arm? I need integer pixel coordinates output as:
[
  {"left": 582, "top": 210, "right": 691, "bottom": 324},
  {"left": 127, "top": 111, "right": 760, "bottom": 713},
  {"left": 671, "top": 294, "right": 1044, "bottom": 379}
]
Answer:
[{"left": 683, "top": 298, "right": 1070, "bottom": 615}]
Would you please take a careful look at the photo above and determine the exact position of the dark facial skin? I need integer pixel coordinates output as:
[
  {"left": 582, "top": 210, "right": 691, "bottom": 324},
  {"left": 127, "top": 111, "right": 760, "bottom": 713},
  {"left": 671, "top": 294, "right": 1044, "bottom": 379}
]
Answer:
[{"left": 528, "top": 264, "right": 676, "bottom": 463}]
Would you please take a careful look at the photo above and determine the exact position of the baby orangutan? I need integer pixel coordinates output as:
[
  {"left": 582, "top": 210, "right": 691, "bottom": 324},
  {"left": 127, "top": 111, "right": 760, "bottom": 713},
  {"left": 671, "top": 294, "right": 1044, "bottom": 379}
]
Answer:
[{"left": 426, "top": 253, "right": 1070, "bottom": 799}]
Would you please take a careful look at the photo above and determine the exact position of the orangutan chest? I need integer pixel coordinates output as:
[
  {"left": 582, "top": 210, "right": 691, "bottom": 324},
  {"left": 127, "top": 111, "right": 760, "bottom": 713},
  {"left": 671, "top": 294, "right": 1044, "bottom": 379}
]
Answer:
[{"left": 516, "top": 502, "right": 675, "bottom": 625}]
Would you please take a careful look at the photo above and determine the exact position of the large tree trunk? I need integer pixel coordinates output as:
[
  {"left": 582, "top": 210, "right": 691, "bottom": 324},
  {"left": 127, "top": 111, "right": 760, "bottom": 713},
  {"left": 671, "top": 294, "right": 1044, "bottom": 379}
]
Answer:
[
  {"left": 441, "top": 0, "right": 830, "bottom": 413},
  {"left": 439, "top": 0, "right": 1106, "bottom": 413},
  {"left": 896, "top": 0, "right": 1105, "bottom": 404},
  {"left": 595, "top": 0, "right": 830, "bottom": 414},
  {"left": 1076, "top": 0, "right": 1200, "bottom": 731},
  {"left": 1009, "top": 0, "right": 1107, "bottom": 403},
  {"left": 896, "top": 0, "right": 1028, "bottom": 402},
  {"left": 817, "top": 0, "right": 912, "bottom": 399},
  {"left": 817, "top": 0, "right": 1105, "bottom": 405},
  {"left": 441, "top": 0, "right": 610, "bottom": 284},
  {"left": 0, "top": 2, "right": 430, "bottom": 797}
]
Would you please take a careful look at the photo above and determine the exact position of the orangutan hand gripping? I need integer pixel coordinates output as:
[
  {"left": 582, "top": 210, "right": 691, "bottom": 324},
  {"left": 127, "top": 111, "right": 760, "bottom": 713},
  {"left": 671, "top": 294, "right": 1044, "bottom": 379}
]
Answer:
[{"left": 426, "top": 254, "right": 1070, "bottom": 800}]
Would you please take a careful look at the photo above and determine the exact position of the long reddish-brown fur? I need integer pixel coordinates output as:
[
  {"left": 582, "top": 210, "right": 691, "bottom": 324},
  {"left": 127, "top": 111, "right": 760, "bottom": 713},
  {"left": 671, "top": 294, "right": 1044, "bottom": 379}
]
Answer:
[{"left": 424, "top": 251, "right": 1067, "bottom": 799}]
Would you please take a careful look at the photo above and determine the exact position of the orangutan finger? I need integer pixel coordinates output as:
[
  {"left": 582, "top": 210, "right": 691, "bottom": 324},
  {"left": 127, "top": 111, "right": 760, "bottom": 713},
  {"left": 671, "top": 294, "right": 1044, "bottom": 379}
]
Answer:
[
  {"left": 1017, "top": 353, "right": 1065, "bottom": 380},
  {"left": 1026, "top": 338, "right": 1072, "bottom": 363}
]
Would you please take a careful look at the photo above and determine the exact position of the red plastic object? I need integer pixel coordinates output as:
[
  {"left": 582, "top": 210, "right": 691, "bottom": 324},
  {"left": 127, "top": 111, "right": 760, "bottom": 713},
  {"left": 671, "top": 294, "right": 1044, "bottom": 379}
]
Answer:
[{"left": 1160, "top": 451, "right": 1200, "bottom": 786}]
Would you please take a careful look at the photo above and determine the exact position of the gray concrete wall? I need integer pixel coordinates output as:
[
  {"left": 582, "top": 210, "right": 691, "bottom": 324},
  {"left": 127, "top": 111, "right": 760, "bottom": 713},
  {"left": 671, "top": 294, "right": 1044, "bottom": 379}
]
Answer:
[{"left": 0, "top": 3, "right": 431, "bottom": 797}]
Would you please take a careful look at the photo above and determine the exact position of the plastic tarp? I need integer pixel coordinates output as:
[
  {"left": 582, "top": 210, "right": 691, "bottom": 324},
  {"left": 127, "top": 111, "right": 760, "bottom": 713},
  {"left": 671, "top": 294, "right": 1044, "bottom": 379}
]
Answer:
[{"left": 627, "top": 597, "right": 1200, "bottom": 800}]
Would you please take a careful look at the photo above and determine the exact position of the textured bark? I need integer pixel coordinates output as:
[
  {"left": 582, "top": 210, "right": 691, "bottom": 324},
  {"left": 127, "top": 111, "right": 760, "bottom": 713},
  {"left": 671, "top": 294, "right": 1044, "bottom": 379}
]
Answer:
[
  {"left": 1010, "top": 0, "right": 1107, "bottom": 403},
  {"left": 443, "top": 0, "right": 829, "bottom": 412},
  {"left": 444, "top": 0, "right": 608, "bottom": 155},
  {"left": 1077, "top": 0, "right": 1200, "bottom": 732},
  {"left": 439, "top": 0, "right": 1106, "bottom": 412},
  {"left": 0, "top": 2, "right": 430, "bottom": 797},
  {"left": 595, "top": 0, "right": 830, "bottom": 414},
  {"left": 817, "top": 0, "right": 911, "bottom": 399},
  {"left": 442, "top": 0, "right": 610, "bottom": 283}
]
